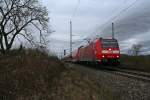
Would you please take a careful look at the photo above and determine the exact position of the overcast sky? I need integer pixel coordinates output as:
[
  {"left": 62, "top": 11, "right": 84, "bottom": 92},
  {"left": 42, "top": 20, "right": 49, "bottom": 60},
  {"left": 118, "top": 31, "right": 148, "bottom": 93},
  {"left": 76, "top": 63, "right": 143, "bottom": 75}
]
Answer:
[{"left": 42, "top": 0, "right": 150, "bottom": 56}]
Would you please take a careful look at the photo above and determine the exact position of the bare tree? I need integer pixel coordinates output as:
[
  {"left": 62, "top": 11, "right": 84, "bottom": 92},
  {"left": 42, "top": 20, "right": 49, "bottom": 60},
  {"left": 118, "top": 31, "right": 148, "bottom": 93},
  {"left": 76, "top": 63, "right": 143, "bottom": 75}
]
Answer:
[
  {"left": 129, "top": 44, "right": 142, "bottom": 56},
  {"left": 0, "top": 0, "right": 50, "bottom": 54}
]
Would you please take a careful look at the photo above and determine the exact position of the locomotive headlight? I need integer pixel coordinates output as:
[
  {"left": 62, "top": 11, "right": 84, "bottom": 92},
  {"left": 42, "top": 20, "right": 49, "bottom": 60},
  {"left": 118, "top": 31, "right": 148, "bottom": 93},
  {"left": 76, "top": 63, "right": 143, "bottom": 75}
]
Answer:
[
  {"left": 113, "top": 50, "right": 120, "bottom": 54},
  {"left": 102, "top": 55, "right": 105, "bottom": 58},
  {"left": 117, "top": 55, "right": 120, "bottom": 58}
]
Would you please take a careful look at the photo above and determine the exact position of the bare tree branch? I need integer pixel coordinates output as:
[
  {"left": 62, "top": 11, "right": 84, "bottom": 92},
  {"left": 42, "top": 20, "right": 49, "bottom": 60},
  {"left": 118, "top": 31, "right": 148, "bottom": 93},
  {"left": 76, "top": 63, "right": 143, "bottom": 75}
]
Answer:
[{"left": 0, "top": 0, "right": 49, "bottom": 54}]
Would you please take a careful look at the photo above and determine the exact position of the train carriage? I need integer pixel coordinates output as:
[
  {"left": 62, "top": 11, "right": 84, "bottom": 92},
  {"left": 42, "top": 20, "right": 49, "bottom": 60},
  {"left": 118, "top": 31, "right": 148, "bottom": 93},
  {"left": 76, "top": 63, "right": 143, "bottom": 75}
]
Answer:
[{"left": 74, "top": 38, "right": 120, "bottom": 65}]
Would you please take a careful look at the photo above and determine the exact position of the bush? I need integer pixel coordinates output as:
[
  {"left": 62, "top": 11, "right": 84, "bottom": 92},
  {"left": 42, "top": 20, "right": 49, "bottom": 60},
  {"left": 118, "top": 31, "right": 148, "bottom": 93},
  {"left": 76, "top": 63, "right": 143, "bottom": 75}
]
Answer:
[
  {"left": 0, "top": 49, "right": 66, "bottom": 100},
  {"left": 120, "top": 55, "right": 150, "bottom": 72}
]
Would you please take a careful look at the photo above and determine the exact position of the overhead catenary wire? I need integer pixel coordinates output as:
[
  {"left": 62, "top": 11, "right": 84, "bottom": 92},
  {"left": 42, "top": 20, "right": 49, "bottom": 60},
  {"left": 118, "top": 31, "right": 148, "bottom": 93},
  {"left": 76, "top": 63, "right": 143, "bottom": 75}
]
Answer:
[
  {"left": 96, "top": 0, "right": 139, "bottom": 35},
  {"left": 66, "top": 0, "right": 140, "bottom": 56},
  {"left": 71, "top": 0, "right": 81, "bottom": 19}
]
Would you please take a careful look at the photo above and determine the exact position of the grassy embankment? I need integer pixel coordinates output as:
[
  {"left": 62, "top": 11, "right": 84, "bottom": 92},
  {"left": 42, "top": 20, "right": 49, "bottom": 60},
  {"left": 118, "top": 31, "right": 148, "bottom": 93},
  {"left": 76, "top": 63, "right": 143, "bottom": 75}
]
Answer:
[
  {"left": 0, "top": 49, "right": 119, "bottom": 100},
  {"left": 120, "top": 54, "right": 150, "bottom": 72},
  {"left": 0, "top": 49, "right": 66, "bottom": 100}
]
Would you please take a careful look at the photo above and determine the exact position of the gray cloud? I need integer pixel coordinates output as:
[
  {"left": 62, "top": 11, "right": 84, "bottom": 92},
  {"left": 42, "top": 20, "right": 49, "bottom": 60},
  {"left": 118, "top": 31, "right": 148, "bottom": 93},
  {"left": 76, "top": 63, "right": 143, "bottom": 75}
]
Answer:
[
  {"left": 93, "top": 0, "right": 150, "bottom": 54},
  {"left": 42, "top": 0, "right": 150, "bottom": 55}
]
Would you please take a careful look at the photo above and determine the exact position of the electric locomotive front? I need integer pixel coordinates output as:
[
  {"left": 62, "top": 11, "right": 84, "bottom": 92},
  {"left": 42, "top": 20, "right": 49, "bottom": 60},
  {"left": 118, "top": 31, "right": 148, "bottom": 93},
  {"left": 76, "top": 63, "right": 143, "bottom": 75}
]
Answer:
[
  {"left": 101, "top": 38, "right": 120, "bottom": 64},
  {"left": 95, "top": 38, "right": 120, "bottom": 64}
]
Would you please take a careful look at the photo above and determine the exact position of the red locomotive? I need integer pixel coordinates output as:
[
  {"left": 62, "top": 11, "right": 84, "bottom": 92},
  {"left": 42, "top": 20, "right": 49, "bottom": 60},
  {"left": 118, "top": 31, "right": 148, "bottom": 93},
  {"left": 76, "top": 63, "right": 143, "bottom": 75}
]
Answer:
[{"left": 66, "top": 37, "right": 120, "bottom": 65}]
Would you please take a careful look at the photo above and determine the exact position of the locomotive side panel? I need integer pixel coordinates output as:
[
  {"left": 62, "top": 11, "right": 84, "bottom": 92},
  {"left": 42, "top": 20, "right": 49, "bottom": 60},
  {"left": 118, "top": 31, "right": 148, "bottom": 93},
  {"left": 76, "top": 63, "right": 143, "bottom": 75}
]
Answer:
[
  {"left": 78, "top": 47, "right": 85, "bottom": 61},
  {"left": 84, "top": 43, "right": 95, "bottom": 61},
  {"left": 94, "top": 39, "right": 103, "bottom": 62},
  {"left": 72, "top": 50, "right": 78, "bottom": 62},
  {"left": 77, "top": 43, "right": 95, "bottom": 62}
]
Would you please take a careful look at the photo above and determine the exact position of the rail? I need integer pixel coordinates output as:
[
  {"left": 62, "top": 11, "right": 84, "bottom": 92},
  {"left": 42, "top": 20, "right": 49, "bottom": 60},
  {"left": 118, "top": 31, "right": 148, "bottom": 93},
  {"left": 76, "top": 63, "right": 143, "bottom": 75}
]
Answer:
[{"left": 103, "top": 67, "right": 150, "bottom": 82}]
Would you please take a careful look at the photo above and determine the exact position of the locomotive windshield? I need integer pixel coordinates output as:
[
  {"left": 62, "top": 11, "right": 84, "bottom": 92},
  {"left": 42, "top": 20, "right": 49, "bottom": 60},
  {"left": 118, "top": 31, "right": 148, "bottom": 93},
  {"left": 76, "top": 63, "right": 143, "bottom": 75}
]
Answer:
[{"left": 101, "top": 39, "right": 119, "bottom": 48}]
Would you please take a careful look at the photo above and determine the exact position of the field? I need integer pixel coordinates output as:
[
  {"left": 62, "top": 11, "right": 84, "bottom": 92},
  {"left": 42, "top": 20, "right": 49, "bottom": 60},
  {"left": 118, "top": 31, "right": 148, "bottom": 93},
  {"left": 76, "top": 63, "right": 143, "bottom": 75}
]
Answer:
[
  {"left": 120, "top": 55, "right": 150, "bottom": 72},
  {"left": 0, "top": 49, "right": 66, "bottom": 100}
]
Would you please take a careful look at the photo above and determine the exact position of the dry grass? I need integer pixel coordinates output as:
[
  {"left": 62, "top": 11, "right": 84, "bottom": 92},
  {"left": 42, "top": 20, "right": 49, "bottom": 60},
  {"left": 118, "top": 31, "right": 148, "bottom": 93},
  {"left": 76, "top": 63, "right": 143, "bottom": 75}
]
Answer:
[
  {"left": 120, "top": 55, "right": 150, "bottom": 72},
  {"left": 0, "top": 49, "right": 66, "bottom": 100}
]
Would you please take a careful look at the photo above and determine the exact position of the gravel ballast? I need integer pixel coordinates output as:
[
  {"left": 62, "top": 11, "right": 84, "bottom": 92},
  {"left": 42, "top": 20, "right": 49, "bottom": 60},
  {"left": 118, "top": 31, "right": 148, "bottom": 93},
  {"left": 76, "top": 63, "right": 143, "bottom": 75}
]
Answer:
[{"left": 68, "top": 64, "right": 150, "bottom": 100}]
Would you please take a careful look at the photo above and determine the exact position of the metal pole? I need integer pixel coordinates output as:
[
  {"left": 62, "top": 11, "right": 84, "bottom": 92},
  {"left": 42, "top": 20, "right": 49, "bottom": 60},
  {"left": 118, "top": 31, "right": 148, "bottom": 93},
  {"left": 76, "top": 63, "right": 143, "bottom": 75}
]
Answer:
[
  {"left": 70, "top": 20, "right": 72, "bottom": 58},
  {"left": 112, "top": 23, "right": 114, "bottom": 39},
  {"left": 64, "top": 49, "right": 66, "bottom": 56}
]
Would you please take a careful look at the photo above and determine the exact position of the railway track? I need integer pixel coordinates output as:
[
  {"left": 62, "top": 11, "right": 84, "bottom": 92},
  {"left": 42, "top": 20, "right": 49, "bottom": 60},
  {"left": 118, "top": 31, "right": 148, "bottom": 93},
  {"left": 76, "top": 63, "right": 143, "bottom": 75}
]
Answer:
[
  {"left": 67, "top": 63, "right": 150, "bottom": 82},
  {"left": 103, "top": 67, "right": 150, "bottom": 82}
]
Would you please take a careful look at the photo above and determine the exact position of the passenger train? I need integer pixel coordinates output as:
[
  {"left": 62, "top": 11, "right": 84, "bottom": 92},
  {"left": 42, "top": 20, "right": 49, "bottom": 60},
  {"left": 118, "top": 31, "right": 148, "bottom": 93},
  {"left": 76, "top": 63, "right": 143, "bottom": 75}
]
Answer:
[{"left": 64, "top": 37, "right": 120, "bottom": 65}]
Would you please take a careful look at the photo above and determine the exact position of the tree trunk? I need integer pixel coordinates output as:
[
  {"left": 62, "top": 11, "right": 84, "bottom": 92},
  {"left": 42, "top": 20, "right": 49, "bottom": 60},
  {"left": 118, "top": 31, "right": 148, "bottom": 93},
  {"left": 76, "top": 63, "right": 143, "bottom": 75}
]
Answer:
[
  {"left": 0, "top": 39, "right": 5, "bottom": 54},
  {"left": 0, "top": 34, "right": 11, "bottom": 54}
]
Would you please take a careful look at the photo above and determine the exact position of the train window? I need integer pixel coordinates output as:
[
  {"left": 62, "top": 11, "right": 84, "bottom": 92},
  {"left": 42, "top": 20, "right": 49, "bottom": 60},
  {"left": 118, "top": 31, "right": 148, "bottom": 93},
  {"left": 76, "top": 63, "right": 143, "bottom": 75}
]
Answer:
[{"left": 102, "top": 39, "right": 119, "bottom": 48}]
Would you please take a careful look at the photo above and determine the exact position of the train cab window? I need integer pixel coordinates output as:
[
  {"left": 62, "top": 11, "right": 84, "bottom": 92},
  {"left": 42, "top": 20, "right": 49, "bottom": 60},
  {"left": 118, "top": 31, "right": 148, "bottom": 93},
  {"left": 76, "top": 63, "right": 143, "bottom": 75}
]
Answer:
[{"left": 101, "top": 39, "right": 119, "bottom": 48}]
